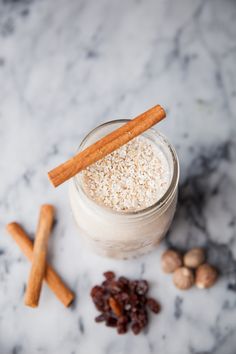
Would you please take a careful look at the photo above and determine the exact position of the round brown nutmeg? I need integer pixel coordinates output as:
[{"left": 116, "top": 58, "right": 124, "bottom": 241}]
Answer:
[
  {"left": 173, "top": 267, "right": 195, "bottom": 290},
  {"left": 161, "top": 250, "right": 183, "bottom": 273},
  {"left": 195, "top": 264, "right": 218, "bottom": 289},
  {"left": 183, "top": 248, "right": 205, "bottom": 269}
]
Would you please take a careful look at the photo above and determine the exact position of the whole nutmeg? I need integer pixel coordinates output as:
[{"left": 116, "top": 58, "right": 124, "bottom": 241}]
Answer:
[
  {"left": 183, "top": 248, "right": 205, "bottom": 269},
  {"left": 173, "top": 267, "right": 195, "bottom": 290},
  {"left": 161, "top": 250, "right": 183, "bottom": 273},
  {"left": 195, "top": 264, "right": 218, "bottom": 289}
]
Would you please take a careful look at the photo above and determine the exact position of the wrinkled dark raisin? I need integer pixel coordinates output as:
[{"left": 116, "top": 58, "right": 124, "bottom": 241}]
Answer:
[
  {"left": 102, "top": 279, "right": 110, "bottom": 288},
  {"left": 130, "top": 280, "right": 139, "bottom": 292},
  {"left": 138, "top": 295, "right": 147, "bottom": 305},
  {"left": 94, "top": 299, "right": 105, "bottom": 312},
  {"left": 114, "top": 292, "right": 129, "bottom": 303},
  {"left": 136, "top": 280, "right": 149, "bottom": 295},
  {"left": 117, "top": 279, "right": 127, "bottom": 290},
  {"left": 95, "top": 314, "right": 106, "bottom": 322},
  {"left": 131, "top": 322, "right": 142, "bottom": 335},
  {"left": 130, "top": 311, "right": 138, "bottom": 322},
  {"left": 117, "top": 324, "right": 127, "bottom": 334},
  {"left": 90, "top": 285, "right": 104, "bottom": 299},
  {"left": 103, "top": 271, "right": 115, "bottom": 280},
  {"left": 118, "top": 276, "right": 129, "bottom": 286},
  {"left": 106, "top": 316, "right": 118, "bottom": 327},
  {"left": 129, "top": 294, "right": 139, "bottom": 307},
  {"left": 103, "top": 298, "right": 110, "bottom": 312},
  {"left": 147, "top": 298, "right": 161, "bottom": 314},
  {"left": 107, "top": 280, "right": 122, "bottom": 294},
  {"left": 117, "top": 315, "right": 129, "bottom": 326},
  {"left": 137, "top": 310, "right": 148, "bottom": 327}
]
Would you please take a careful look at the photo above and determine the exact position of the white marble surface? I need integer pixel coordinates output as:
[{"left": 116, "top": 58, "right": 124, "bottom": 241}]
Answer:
[{"left": 0, "top": 0, "right": 236, "bottom": 353}]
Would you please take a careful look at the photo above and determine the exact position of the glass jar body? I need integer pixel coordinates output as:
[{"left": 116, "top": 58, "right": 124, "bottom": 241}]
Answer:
[
  {"left": 69, "top": 182, "right": 178, "bottom": 258},
  {"left": 69, "top": 120, "right": 179, "bottom": 259}
]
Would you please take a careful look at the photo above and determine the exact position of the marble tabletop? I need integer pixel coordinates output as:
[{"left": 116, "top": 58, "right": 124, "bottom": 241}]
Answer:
[{"left": 0, "top": 0, "right": 236, "bottom": 353}]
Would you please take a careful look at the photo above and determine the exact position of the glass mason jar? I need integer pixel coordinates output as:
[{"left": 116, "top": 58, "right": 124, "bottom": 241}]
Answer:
[{"left": 69, "top": 120, "right": 179, "bottom": 259}]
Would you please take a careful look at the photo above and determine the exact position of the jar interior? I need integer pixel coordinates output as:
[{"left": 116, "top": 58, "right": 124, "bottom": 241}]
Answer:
[{"left": 74, "top": 120, "right": 179, "bottom": 216}]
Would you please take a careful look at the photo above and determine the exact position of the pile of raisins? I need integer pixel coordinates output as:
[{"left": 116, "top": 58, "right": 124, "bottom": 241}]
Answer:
[{"left": 90, "top": 271, "right": 161, "bottom": 335}]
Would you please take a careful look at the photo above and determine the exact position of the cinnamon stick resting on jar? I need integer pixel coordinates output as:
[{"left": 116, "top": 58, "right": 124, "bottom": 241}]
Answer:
[
  {"left": 48, "top": 104, "right": 166, "bottom": 187},
  {"left": 6, "top": 222, "right": 74, "bottom": 307}
]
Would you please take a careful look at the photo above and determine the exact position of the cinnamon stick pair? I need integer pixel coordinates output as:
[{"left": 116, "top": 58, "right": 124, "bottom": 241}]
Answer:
[{"left": 7, "top": 206, "right": 74, "bottom": 308}]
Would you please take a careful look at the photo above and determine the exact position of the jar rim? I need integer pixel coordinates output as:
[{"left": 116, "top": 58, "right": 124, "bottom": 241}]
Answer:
[{"left": 73, "top": 119, "right": 179, "bottom": 217}]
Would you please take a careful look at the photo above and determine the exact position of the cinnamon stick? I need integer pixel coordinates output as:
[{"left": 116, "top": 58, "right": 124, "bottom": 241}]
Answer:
[
  {"left": 24, "top": 205, "right": 54, "bottom": 307},
  {"left": 6, "top": 222, "right": 74, "bottom": 307},
  {"left": 48, "top": 104, "right": 166, "bottom": 187}
]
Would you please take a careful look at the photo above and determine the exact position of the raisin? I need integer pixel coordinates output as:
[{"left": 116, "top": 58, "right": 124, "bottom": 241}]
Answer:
[
  {"left": 94, "top": 299, "right": 105, "bottom": 312},
  {"left": 117, "top": 316, "right": 129, "bottom": 334},
  {"left": 107, "top": 280, "right": 122, "bottom": 294},
  {"left": 103, "top": 298, "right": 110, "bottom": 312},
  {"left": 95, "top": 314, "right": 106, "bottom": 323},
  {"left": 147, "top": 298, "right": 161, "bottom": 314},
  {"left": 129, "top": 293, "right": 139, "bottom": 307},
  {"left": 131, "top": 322, "right": 142, "bottom": 335},
  {"left": 106, "top": 316, "right": 118, "bottom": 327},
  {"left": 90, "top": 285, "right": 104, "bottom": 299},
  {"left": 138, "top": 295, "right": 147, "bottom": 305},
  {"left": 130, "top": 311, "right": 139, "bottom": 322},
  {"left": 137, "top": 310, "right": 148, "bottom": 327},
  {"left": 115, "top": 292, "right": 129, "bottom": 303},
  {"left": 117, "top": 323, "right": 127, "bottom": 334},
  {"left": 102, "top": 280, "right": 110, "bottom": 288},
  {"left": 118, "top": 276, "right": 129, "bottom": 286},
  {"left": 103, "top": 271, "right": 115, "bottom": 280},
  {"left": 136, "top": 280, "right": 149, "bottom": 295},
  {"left": 130, "top": 280, "right": 139, "bottom": 292},
  {"left": 117, "top": 316, "right": 129, "bottom": 326}
]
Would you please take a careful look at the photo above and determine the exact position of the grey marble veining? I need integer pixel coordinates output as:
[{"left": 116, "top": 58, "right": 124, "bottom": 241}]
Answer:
[{"left": 0, "top": 0, "right": 236, "bottom": 353}]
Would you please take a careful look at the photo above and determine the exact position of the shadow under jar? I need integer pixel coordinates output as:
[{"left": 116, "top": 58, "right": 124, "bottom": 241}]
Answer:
[{"left": 69, "top": 120, "right": 179, "bottom": 259}]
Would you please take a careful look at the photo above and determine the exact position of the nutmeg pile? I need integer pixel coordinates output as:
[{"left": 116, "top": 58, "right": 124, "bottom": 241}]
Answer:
[
  {"left": 90, "top": 271, "right": 161, "bottom": 335},
  {"left": 161, "top": 248, "right": 218, "bottom": 290}
]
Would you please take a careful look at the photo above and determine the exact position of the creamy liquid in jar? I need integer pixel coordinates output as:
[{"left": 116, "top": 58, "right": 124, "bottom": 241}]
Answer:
[{"left": 69, "top": 121, "right": 179, "bottom": 259}]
